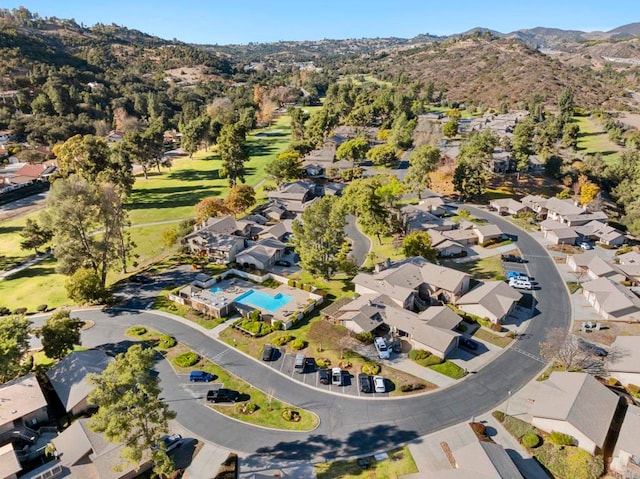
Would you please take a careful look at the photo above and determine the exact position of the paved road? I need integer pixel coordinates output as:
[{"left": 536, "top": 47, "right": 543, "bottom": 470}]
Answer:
[
  {"left": 344, "top": 214, "right": 371, "bottom": 266},
  {"left": 71, "top": 208, "right": 570, "bottom": 461}
]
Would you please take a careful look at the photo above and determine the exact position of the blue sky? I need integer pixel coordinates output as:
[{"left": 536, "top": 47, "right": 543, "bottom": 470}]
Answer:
[{"left": 4, "top": 1, "right": 639, "bottom": 44}]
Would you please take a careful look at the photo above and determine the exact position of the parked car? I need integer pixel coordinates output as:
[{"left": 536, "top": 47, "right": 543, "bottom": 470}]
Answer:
[
  {"left": 331, "top": 367, "right": 342, "bottom": 386},
  {"left": 358, "top": 373, "right": 372, "bottom": 393},
  {"left": 579, "top": 242, "right": 593, "bottom": 251},
  {"left": 304, "top": 357, "right": 316, "bottom": 372},
  {"left": 501, "top": 254, "right": 528, "bottom": 263},
  {"left": 374, "top": 337, "right": 390, "bottom": 359},
  {"left": 261, "top": 344, "right": 276, "bottom": 361},
  {"left": 275, "top": 260, "right": 291, "bottom": 267},
  {"left": 318, "top": 367, "right": 330, "bottom": 385},
  {"left": 294, "top": 354, "right": 306, "bottom": 373},
  {"left": 509, "top": 278, "right": 533, "bottom": 290},
  {"left": 206, "top": 388, "right": 239, "bottom": 403},
  {"left": 373, "top": 376, "right": 386, "bottom": 393},
  {"left": 459, "top": 338, "right": 479, "bottom": 351},
  {"left": 189, "top": 370, "right": 214, "bottom": 382},
  {"left": 153, "top": 433, "right": 182, "bottom": 452},
  {"left": 578, "top": 339, "right": 608, "bottom": 357},
  {"left": 507, "top": 271, "right": 533, "bottom": 281}
]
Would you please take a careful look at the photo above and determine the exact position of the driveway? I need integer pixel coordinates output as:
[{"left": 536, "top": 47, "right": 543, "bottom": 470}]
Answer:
[{"left": 344, "top": 214, "right": 370, "bottom": 266}]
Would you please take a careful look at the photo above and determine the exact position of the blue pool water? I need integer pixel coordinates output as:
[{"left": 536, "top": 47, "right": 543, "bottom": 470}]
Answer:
[
  {"left": 234, "top": 289, "right": 293, "bottom": 312},
  {"left": 210, "top": 286, "right": 223, "bottom": 293}
]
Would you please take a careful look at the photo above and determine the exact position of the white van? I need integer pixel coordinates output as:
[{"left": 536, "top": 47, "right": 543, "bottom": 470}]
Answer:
[
  {"left": 374, "top": 337, "right": 390, "bottom": 359},
  {"left": 509, "top": 278, "right": 532, "bottom": 290}
]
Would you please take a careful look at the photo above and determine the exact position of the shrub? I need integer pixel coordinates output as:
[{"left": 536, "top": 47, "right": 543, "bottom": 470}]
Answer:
[
  {"left": 238, "top": 402, "right": 258, "bottom": 414},
  {"left": 36, "top": 304, "right": 48, "bottom": 312},
  {"left": 282, "top": 409, "right": 300, "bottom": 422},
  {"left": 492, "top": 410, "right": 505, "bottom": 423},
  {"left": 66, "top": 267, "right": 110, "bottom": 304},
  {"left": 288, "top": 279, "right": 295, "bottom": 287},
  {"left": 289, "top": 339, "right": 306, "bottom": 350},
  {"left": 0, "top": 307, "right": 10, "bottom": 316},
  {"left": 159, "top": 335, "right": 176, "bottom": 349},
  {"left": 128, "top": 326, "right": 147, "bottom": 336},
  {"left": 400, "top": 383, "right": 426, "bottom": 392},
  {"left": 304, "top": 283, "right": 313, "bottom": 292},
  {"left": 549, "top": 431, "right": 574, "bottom": 446},
  {"left": 495, "top": 275, "right": 507, "bottom": 281},
  {"left": 470, "top": 422, "right": 487, "bottom": 437},
  {"left": 273, "top": 334, "right": 294, "bottom": 346},
  {"left": 238, "top": 319, "right": 272, "bottom": 337},
  {"left": 316, "top": 358, "right": 331, "bottom": 367},
  {"left": 273, "top": 320, "right": 283, "bottom": 330},
  {"left": 628, "top": 384, "right": 640, "bottom": 398},
  {"left": 175, "top": 352, "right": 199, "bottom": 367},
  {"left": 607, "top": 377, "right": 619, "bottom": 387},
  {"left": 362, "top": 362, "right": 381, "bottom": 375},
  {"left": 522, "top": 432, "right": 541, "bottom": 448},
  {"left": 408, "top": 349, "right": 430, "bottom": 361},
  {"left": 355, "top": 331, "right": 374, "bottom": 344},
  {"left": 249, "top": 309, "right": 261, "bottom": 321},
  {"left": 13, "top": 307, "right": 27, "bottom": 315},
  {"left": 456, "top": 323, "right": 468, "bottom": 332},
  {"left": 490, "top": 322, "right": 503, "bottom": 332}
]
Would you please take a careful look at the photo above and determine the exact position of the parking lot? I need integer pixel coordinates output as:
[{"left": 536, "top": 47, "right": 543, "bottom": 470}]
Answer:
[{"left": 263, "top": 351, "right": 391, "bottom": 398}]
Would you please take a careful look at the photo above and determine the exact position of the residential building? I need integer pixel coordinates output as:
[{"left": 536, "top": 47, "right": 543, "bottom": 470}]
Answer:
[
  {"left": 489, "top": 198, "right": 529, "bottom": 216},
  {"left": 566, "top": 252, "right": 625, "bottom": 282},
  {"left": 611, "top": 405, "right": 640, "bottom": 477},
  {"left": 457, "top": 281, "right": 521, "bottom": 324},
  {"left": 46, "top": 350, "right": 114, "bottom": 416},
  {"left": 0, "top": 444, "right": 21, "bottom": 479},
  {"left": 531, "top": 372, "right": 619, "bottom": 454},
  {"left": 401, "top": 204, "right": 455, "bottom": 233},
  {"left": 183, "top": 230, "right": 245, "bottom": 264},
  {"left": 235, "top": 238, "right": 286, "bottom": 270},
  {"left": 582, "top": 277, "right": 640, "bottom": 322},
  {"left": 105, "top": 130, "right": 124, "bottom": 143},
  {"left": 520, "top": 195, "right": 548, "bottom": 216},
  {"left": 442, "top": 228, "right": 479, "bottom": 246},
  {"left": 608, "top": 336, "right": 640, "bottom": 387},
  {"left": 268, "top": 181, "right": 316, "bottom": 213},
  {"left": 473, "top": 224, "right": 503, "bottom": 244},
  {"left": 0, "top": 375, "right": 48, "bottom": 437},
  {"left": 428, "top": 230, "right": 465, "bottom": 258}
]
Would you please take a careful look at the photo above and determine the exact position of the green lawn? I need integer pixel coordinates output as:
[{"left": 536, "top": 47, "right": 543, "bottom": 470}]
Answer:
[
  {"left": 443, "top": 255, "right": 506, "bottom": 281},
  {"left": 472, "top": 327, "right": 513, "bottom": 348},
  {"left": 0, "top": 257, "right": 69, "bottom": 311},
  {"left": 574, "top": 116, "right": 623, "bottom": 164},
  {"left": 315, "top": 446, "right": 418, "bottom": 478},
  {"left": 430, "top": 360, "right": 467, "bottom": 379},
  {"left": 0, "top": 210, "right": 46, "bottom": 270},
  {"left": 366, "top": 234, "right": 404, "bottom": 267}
]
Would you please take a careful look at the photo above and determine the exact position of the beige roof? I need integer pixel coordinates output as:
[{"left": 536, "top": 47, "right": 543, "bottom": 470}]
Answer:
[
  {"left": 540, "top": 218, "right": 567, "bottom": 231},
  {"left": 46, "top": 350, "right": 114, "bottom": 413},
  {"left": 236, "top": 238, "right": 286, "bottom": 265},
  {"left": 617, "top": 251, "right": 640, "bottom": 265},
  {"left": 473, "top": 224, "right": 503, "bottom": 238},
  {"left": 531, "top": 372, "right": 618, "bottom": 448},
  {"left": 353, "top": 263, "right": 423, "bottom": 304},
  {"left": 0, "top": 444, "right": 21, "bottom": 478},
  {"left": 521, "top": 194, "right": 548, "bottom": 209},
  {"left": 0, "top": 374, "right": 47, "bottom": 428},
  {"left": 546, "top": 197, "right": 585, "bottom": 216},
  {"left": 268, "top": 181, "right": 314, "bottom": 201},
  {"left": 490, "top": 198, "right": 526, "bottom": 212},
  {"left": 614, "top": 405, "right": 640, "bottom": 458},
  {"left": 609, "top": 336, "right": 640, "bottom": 374},
  {"left": 443, "top": 229, "right": 478, "bottom": 242},
  {"left": 582, "top": 277, "right": 640, "bottom": 317},
  {"left": 452, "top": 441, "right": 523, "bottom": 478},
  {"left": 419, "top": 306, "right": 463, "bottom": 330},
  {"left": 548, "top": 227, "right": 579, "bottom": 241},
  {"left": 419, "top": 262, "right": 470, "bottom": 293},
  {"left": 569, "top": 252, "right": 619, "bottom": 277},
  {"left": 457, "top": 281, "right": 521, "bottom": 319}
]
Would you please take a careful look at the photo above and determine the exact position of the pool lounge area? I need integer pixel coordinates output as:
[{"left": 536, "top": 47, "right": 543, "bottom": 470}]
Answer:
[{"left": 175, "top": 275, "right": 315, "bottom": 322}]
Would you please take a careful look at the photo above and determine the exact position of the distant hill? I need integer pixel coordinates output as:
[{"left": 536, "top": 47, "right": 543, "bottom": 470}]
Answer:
[{"left": 607, "top": 22, "right": 640, "bottom": 38}]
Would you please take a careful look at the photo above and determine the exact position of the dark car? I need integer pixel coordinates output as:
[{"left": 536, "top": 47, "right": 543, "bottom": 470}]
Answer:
[
  {"left": 501, "top": 254, "right": 528, "bottom": 263},
  {"left": 578, "top": 339, "right": 608, "bottom": 357},
  {"left": 153, "top": 433, "right": 182, "bottom": 452},
  {"left": 358, "top": 373, "right": 372, "bottom": 393},
  {"left": 275, "top": 260, "right": 291, "bottom": 267},
  {"left": 261, "top": 344, "right": 276, "bottom": 361},
  {"left": 318, "top": 367, "right": 330, "bottom": 385},
  {"left": 207, "top": 388, "right": 239, "bottom": 403},
  {"left": 459, "top": 338, "right": 479, "bottom": 351},
  {"left": 189, "top": 370, "right": 214, "bottom": 382}
]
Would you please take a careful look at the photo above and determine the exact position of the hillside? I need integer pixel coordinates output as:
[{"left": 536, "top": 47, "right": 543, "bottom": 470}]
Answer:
[{"left": 368, "top": 35, "right": 626, "bottom": 109}]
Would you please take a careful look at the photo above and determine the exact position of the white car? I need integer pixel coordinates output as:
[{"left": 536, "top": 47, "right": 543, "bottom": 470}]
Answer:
[
  {"left": 509, "top": 278, "right": 532, "bottom": 290},
  {"left": 373, "top": 376, "right": 386, "bottom": 393},
  {"left": 374, "top": 337, "right": 390, "bottom": 359},
  {"left": 579, "top": 242, "right": 593, "bottom": 250},
  {"left": 331, "top": 367, "right": 342, "bottom": 386}
]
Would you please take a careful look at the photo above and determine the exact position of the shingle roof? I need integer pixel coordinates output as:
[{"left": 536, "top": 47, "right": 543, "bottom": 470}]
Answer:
[
  {"left": 0, "top": 443, "right": 21, "bottom": 478},
  {"left": 0, "top": 374, "right": 47, "bottom": 428},
  {"left": 46, "top": 350, "right": 114, "bottom": 413},
  {"left": 531, "top": 372, "right": 619, "bottom": 448},
  {"left": 419, "top": 305, "right": 463, "bottom": 330},
  {"left": 452, "top": 441, "right": 524, "bottom": 479},
  {"left": 548, "top": 227, "right": 579, "bottom": 241},
  {"left": 457, "top": 281, "right": 521, "bottom": 320},
  {"left": 609, "top": 336, "right": 640, "bottom": 374},
  {"left": 614, "top": 405, "right": 640, "bottom": 458},
  {"left": 546, "top": 197, "right": 585, "bottom": 216},
  {"left": 582, "top": 277, "right": 640, "bottom": 317},
  {"left": 474, "top": 224, "right": 503, "bottom": 238}
]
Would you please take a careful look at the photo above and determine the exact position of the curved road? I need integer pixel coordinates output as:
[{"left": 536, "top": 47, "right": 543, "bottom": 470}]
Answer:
[{"left": 72, "top": 207, "right": 570, "bottom": 461}]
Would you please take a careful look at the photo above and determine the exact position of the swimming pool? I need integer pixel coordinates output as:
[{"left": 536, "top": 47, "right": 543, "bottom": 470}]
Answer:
[
  {"left": 234, "top": 289, "right": 293, "bottom": 312},
  {"left": 210, "top": 286, "right": 223, "bottom": 293}
]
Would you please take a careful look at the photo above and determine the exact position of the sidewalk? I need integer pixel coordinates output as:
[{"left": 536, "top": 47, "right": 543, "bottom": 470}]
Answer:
[
  {"left": 384, "top": 356, "right": 457, "bottom": 388},
  {"left": 0, "top": 251, "right": 51, "bottom": 280}
]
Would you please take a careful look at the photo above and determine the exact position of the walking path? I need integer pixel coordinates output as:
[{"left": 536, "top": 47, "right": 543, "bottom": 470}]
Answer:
[{"left": 0, "top": 251, "right": 51, "bottom": 280}]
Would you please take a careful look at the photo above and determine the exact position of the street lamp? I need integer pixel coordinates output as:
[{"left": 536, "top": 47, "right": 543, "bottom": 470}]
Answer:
[{"left": 505, "top": 390, "right": 512, "bottom": 416}]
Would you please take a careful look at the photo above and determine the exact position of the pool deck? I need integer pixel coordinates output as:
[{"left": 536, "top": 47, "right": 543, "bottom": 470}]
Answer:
[{"left": 203, "top": 278, "right": 311, "bottom": 321}]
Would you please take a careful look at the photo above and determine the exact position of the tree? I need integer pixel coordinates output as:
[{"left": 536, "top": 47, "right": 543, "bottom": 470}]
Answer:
[
  {"left": 224, "top": 184, "right": 256, "bottom": 217},
  {"left": 289, "top": 107, "right": 309, "bottom": 140},
  {"left": 405, "top": 145, "right": 439, "bottom": 195},
  {"left": 341, "top": 176, "right": 391, "bottom": 244},
  {"left": 19, "top": 218, "right": 52, "bottom": 254},
  {"left": 292, "top": 196, "right": 347, "bottom": 280},
  {"left": 66, "top": 267, "right": 110, "bottom": 304},
  {"left": 335, "top": 137, "right": 369, "bottom": 166},
  {"left": 562, "top": 123, "right": 580, "bottom": 149},
  {"left": 88, "top": 345, "right": 176, "bottom": 478},
  {"left": 0, "top": 315, "right": 32, "bottom": 382},
  {"left": 557, "top": 87, "right": 575, "bottom": 125},
  {"left": 387, "top": 113, "right": 416, "bottom": 149},
  {"left": 36, "top": 310, "right": 83, "bottom": 360},
  {"left": 442, "top": 119, "right": 458, "bottom": 138},
  {"left": 52, "top": 134, "right": 133, "bottom": 193},
  {"left": 512, "top": 117, "right": 535, "bottom": 173},
  {"left": 218, "top": 123, "right": 248, "bottom": 186},
  {"left": 403, "top": 231, "right": 437, "bottom": 262},
  {"left": 453, "top": 159, "right": 487, "bottom": 201},
  {"left": 265, "top": 152, "right": 302, "bottom": 186},
  {"left": 458, "top": 130, "right": 497, "bottom": 164},
  {"left": 42, "top": 176, "right": 133, "bottom": 288},
  {"left": 366, "top": 144, "right": 397, "bottom": 166},
  {"left": 539, "top": 328, "right": 582, "bottom": 371},
  {"left": 580, "top": 181, "right": 600, "bottom": 206},
  {"left": 194, "top": 197, "right": 229, "bottom": 222},
  {"left": 120, "top": 120, "right": 165, "bottom": 179}
]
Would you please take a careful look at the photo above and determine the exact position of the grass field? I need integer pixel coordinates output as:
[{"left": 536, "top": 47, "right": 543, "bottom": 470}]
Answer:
[
  {"left": 574, "top": 116, "right": 623, "bottom": 164},
  {"left": 314, "top": 446, "right": 418, "bottom": 478},
  {"left": 443, "top": 255, "right": 506, "bottom": 281},
  {"left": 0, "top": 114, "right": 293, "bottom": 311}
]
